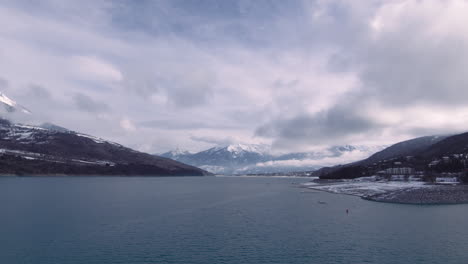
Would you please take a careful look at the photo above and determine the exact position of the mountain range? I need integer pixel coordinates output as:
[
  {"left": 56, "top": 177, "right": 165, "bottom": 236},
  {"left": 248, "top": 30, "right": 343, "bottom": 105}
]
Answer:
[
  {"left": 161, "top": 144, "right": 385, "bottom": 175},
  {"left": 3, "top": 90, "right": 468, "bottom": 178}
]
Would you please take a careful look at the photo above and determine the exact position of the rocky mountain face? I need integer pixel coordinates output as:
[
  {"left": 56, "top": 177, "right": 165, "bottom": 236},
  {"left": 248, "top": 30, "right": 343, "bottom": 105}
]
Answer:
[
  {"left": 161, "top": 144, "right": 384, "bottom": 175},
  {"left": 0, "top": 119, "right": 209, "bottom": 176}
]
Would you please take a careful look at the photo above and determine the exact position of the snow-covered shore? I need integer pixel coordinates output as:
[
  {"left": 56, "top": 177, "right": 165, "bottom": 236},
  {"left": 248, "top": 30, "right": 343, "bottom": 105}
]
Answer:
[{"left": 302, "top": 178, "right": 468, "bottom": 204}]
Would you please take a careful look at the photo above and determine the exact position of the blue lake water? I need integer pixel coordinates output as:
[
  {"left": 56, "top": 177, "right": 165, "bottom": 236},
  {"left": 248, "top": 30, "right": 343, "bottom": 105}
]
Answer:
[{"left": 1, "top": 176, "right": 467, "bottom": 264}]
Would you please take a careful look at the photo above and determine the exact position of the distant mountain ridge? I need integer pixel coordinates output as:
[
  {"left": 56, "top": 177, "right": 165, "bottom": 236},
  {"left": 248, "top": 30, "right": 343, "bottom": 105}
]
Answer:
[{"left": 161, "top": 144, "right": 384, "bottom": 175}]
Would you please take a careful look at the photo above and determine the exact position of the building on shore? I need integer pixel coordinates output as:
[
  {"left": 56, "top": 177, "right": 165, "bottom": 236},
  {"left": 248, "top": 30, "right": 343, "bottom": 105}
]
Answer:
[{"left": 383, "top": 167, "right": 415, "bottom": 175}]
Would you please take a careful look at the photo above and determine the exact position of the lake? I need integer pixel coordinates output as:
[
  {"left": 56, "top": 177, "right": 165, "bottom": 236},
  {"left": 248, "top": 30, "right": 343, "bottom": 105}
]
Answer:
[{"left": 1, "top": 176, "right": 467, "bottom": 264}]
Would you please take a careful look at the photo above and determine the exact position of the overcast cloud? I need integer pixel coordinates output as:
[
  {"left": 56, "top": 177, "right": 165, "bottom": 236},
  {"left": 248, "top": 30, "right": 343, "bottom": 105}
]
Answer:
[{"left": 1, "top": 0, "right": 468, "bottom": 153}]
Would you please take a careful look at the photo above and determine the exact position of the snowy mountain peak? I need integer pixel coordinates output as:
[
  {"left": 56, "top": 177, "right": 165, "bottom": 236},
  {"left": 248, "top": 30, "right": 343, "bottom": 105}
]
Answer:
[
  {"left": 168, "top": 148, "right": 192, "bottom": 156},
  {"left": 0, "top": 92, "right": 31, "bottom": 114},
  {"left": 226, "top": 143, "right": 269, "bottom": 154},
  {"left": 160, "top": 148, "right": 193, "bottom": 160}
]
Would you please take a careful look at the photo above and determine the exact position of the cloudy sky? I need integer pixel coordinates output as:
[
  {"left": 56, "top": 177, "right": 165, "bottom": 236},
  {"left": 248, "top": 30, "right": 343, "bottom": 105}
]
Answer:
[{"left": 1, "top": 0, "right": 468, "bottom": 153}]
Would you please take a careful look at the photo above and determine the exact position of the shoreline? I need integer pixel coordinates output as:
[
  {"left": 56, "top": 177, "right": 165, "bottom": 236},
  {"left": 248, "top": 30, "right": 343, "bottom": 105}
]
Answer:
[
  {"left": 303, "top": 180, "right": 468, "bottom": 205},
  {"left": 363, "top": 185, "right": 468, "bottom": 205}
]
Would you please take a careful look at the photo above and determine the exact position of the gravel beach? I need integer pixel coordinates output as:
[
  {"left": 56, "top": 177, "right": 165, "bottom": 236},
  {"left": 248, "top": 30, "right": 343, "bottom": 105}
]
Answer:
[
  {"left": 364, "top": 185, "right": 468, "bottom": 204},
  {"left": 304, "top": 180, "right": 468, "bottom": 205}
]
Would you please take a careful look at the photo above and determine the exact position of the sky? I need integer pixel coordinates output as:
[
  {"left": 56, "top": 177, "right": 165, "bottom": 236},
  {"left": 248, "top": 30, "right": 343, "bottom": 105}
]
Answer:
[{"left": 1, "top": 0, "right": 468, "bottom": 154}]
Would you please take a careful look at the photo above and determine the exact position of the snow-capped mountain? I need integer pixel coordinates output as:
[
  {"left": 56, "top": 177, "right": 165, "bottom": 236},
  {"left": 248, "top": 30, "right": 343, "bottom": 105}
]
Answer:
[
  {"left": 161, "top": 144, "right": 273, "bottom": 174},
  {"left": 0, "top": 92, "right": 208, "bottom": 176},
  {"left": 161, "top": 148, "right": 193, "bottom": 162},
  {"left": 0, "top": 119, "right": 208, "bottom": 176},
  {"left": 0, "top": 92, "right": 31, "bottom": 114},
  {"left": 160, "top": 143, "right": 385, "bottom": 175}
]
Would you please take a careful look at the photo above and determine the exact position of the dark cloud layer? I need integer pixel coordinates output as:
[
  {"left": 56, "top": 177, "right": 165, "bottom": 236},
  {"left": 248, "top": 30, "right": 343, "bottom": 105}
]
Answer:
[
  {"left": 73, "top": 93, "right": 109, "bottom": 113},
  {"left": 140, "top": 119, "right": 239, "bottom": 130},
  {"left": 28, "top": 84, "right": 52, "bottom": 99},
  {"left": 190, "top": 135, "right": 235, "bottom": 146},
  {"left": 255, "top": 1, "right": 468, "bottom": 149},
  {"left": 109, "top": 0, "right": 309, "bottom": 46},
  {"left": 256, "top": 104, "right": 380, "bottom": 146}
]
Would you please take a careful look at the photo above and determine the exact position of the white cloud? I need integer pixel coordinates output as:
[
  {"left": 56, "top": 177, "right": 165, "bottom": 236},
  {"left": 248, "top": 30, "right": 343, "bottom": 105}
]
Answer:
[
  {"left": 120, "top": 118, "right": 136, "bottom": 132},
  {"left": 72, "top": 56, "right": 123, "bottom": 83},
  {"left": 255, "top": 149, "right": 378, "bottom": 168}
]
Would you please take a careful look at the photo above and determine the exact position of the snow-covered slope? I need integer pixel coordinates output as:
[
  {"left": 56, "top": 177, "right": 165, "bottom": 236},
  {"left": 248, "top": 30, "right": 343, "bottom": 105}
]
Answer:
[
  {"left": 0, "top": 119, "right": 208, "bottom": 176},
  {"left": 160, "top": 148, "right": 193, "bottom": 162},
  {"left": 0, "top": 92, "right": 31, "bottom": 114}
]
